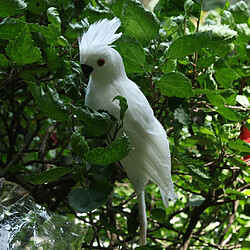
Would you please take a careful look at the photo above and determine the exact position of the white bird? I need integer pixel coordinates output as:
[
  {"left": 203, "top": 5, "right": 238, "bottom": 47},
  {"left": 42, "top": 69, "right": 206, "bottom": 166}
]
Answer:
[{"left": 79, "top": 17, "right": 177, "bottom": 246}]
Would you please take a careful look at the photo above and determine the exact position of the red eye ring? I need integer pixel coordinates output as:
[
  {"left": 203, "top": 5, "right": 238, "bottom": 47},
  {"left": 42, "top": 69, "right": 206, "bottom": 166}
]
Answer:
[{"left": 97, "top": 58, "right": 105, "bottom": 66}]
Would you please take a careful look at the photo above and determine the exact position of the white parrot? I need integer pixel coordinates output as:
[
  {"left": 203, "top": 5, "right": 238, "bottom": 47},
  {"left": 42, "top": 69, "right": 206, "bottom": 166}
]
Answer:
[{"left": 79, "top": 17, "right": 177, "bottom": 246}]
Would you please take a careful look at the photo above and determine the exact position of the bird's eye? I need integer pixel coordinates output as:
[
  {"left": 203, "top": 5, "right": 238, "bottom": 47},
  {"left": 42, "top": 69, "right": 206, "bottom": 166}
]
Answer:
[{"left": 97, "top": 59, "right": 105, "bottom": 67}]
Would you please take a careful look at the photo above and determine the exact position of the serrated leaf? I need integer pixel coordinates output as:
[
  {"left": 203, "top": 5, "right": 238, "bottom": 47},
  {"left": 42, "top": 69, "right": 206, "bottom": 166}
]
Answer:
[
  {"left": 44, "top": 46, "right": 62, "bottom": 71},
  {"left": 0, "top": 18, "right": 26, "bottom": 40},
  {"left": 68, "top": 181, "right": 113, "bottom": 212},
  {"left": 27, "top": 82, "right": 68, "bottom": 121},
  {"left": 47, "top": 7, "right": 61, "bottom": 30},
  {"left": 84, "top": 134, "right": 131, "bottom": 166},
  {"left": 114, "top": 35, "right": 145, "bottom": 73},
  {"left": 228, "top": 139, "right": 250, "bottom": 153},
  {"left": 0, "top": 0, "right": 27, "bottom": 18},
  {"left": 6, "top": 25, "right": 42, "bottom": 65},
  {"left": 121, "top": 0, "right": 160, "bottom": 46},
  {"left": 157, "top": 72, "right": 194, "bottom": 98},
  {"left": 185, "top": 165, "right": 211, "bottom": 184},
  {"left": 166, "top": 28, "right": 236, "bottom": 59},
  {"left": 24, "top": 167, "right": 71, "bottom": 185},
  {"left": 112, "top": 95, "right": 128, "bottom": 124},
  {"left": 40, "top": 24, "right": 61, "bottom": 45},
  {"left": 69, "top": 104, "right": 114, "bottom": 137}
]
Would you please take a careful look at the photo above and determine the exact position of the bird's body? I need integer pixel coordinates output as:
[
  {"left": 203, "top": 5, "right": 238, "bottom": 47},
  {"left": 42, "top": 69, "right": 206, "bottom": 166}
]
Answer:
[{"left": 79, "top": 18, "right": 177, "bottom": 245}]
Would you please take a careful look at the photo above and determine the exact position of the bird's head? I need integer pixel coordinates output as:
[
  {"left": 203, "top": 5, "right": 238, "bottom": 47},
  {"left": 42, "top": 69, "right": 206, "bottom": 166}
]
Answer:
[{"left": 79, "top": 18, "right": 125, "bottom": 83}]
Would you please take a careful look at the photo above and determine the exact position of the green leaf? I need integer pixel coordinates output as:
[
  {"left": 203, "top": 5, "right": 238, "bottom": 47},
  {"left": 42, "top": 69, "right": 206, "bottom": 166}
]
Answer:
[
  {"left": 235, "top": 24, "right": 250, "bottom": 44},
  {"left": 27, "top": 0, "right": 48, "bottom": 15},
  {"left": 228, "top": 139, "right": 250, "bottom": 153},
  {"left": 227, "top": 157, "right": 247, "bottom": 170},
  {"left": 121, "top": 0, "right": 160, "bottom": 46},
  {"left": 40, "top": 24, "right": 61, "bottom": 45},
  {"left": 47, "top": 7, "right": 61, "bottom": 30},
  {"left": 221, "top": 10, "right": 235, "bottom": 28},
  {"left": 70, "top": 132, "right": 89, "bottom": 158},
  {"left": 206, "top": 93, "right": 226, "bottom": 108},
  {"left": 216, "top": 107, "right": 245, "bottom": 122},
  {"left": 68, "top": 181, "right": 113, "bottom": 212},
  {"left": 0, "top": 0, "right": 27, "bottom": 18},
  {"left": 69, "top": 104, "right": 114, "bottom": 137},
  {"left": 44, "top": 46, "right": 62, "bottom": 71},
  {"left": 184, "top": 135, "right": 214, "bottom": 146},
  {"left": 166, "top": 28, "right": 237, "bottom": 59},
  {"left": 161, "top": 58, "right": 177, "bottom": 74},
  {"left": 225, "top": 189, "right": 246, "bottom": 200},
  {"left": 57, "top": 36, "right": 69, "bottom": 47},
  {"left": 151, "top": 208, "right": 166, "bottom": 222},
  {"left": 214, "top": 60, "right": 239, "bottom": 88},
  {"left": 84, "top": 134, "right": 131, "bottom": 166},
  {"left": 112, "top": 95, "right": 128, "bottom": 124},
  {"left": 187, "top": 195, "right": 205, "bottom": 207},
  {"left": 0, "top": 18, "right": 26, "bottom": 40},
  {"left": 65, "top": 20, "right": 89, "bottom": 39},
  {"left": 6, "top": 26, "right": 42, "bottom": 65},
  {"left": 185, "top": 165, "right": 212, "bottom": 184},
  {"left": 24, "top": 167, "right": 72, "bottom": 185},
  {"left": 0, "top": 54, "right": 9, "bottom": 69},
  {"left": 27, "top": 82, "right": 69, "bottom": 121},
  {"left": 114, "top": 35, "right": 145, "bottom": 73},
  {"left": 228, "top": 1, "right": 249, "bottom": 24},
  {"left": 154, "top": 0, "right": 200, "bottom": 18},
  {"left": 88, "top": 164, "right": 113, "bottom": 180},
  {"left": 174, "top": 104, "right": 190, "bottom": 127},
  {"left": 157, "top": 72, "right": 194, "bottom": 98},
  {"left": 81, "top": 3, "right": 113, "bottom": 23}
]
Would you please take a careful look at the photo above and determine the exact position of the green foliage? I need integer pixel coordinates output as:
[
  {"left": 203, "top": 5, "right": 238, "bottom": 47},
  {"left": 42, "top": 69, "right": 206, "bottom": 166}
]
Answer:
[
  {"left": 24, "top": 167, "right": 72, "bottom": 184},
  {"left": 68, "top": 181, "right": 113, "bottom": 213},
  {"left": 84, "top": 135, "right": 131, "bottom": 165},
  {"left": 6, "top": 25, "right": 42, "bottom": 65},
  {"left": 0, "top": 0, "right": 249, "bottom": 249}
]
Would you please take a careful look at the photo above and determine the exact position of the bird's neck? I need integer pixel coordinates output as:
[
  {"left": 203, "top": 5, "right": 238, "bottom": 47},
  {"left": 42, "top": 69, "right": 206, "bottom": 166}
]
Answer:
[{"left": 91, "top": 59, "right": 127, "bottom": 85}]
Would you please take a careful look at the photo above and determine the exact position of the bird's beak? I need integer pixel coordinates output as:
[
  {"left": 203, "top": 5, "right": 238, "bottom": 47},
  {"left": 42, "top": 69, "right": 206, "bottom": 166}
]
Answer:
[{"left": 81, "top": 64, "right": 93, "bottom": 79}]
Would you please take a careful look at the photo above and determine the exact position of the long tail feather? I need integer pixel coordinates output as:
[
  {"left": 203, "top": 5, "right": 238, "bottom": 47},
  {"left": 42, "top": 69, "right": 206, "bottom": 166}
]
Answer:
[{"left": 137, "top": 190, "right": 147, "bottom": 246}]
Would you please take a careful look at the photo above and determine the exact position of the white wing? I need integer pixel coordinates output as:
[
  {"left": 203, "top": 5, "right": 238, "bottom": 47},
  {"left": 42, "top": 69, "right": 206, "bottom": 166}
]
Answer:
[{"left": 86, "top": 76, "right": 177, "bottom": 206}]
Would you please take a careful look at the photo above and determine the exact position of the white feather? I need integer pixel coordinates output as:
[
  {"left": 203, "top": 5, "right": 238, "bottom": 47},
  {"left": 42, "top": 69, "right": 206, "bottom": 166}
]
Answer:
[
  {"left": 80, "top": 18, "right": 177, "bottom": 246},
  {"left": 79, "top": 17, "right": 122, "bottom": 55}
]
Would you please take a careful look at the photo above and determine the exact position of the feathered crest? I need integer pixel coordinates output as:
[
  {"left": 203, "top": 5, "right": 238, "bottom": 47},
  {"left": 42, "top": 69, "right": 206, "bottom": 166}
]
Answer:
[{"left": 79, "top": 18, "right": 122, "bottom": 54}]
